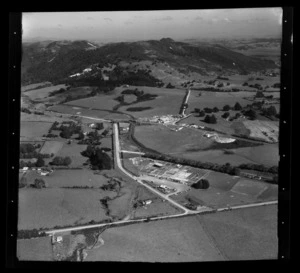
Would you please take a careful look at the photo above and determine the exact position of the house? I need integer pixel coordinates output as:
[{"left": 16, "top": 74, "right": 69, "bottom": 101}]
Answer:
[
  {"left": 22, "top": 167, "right": 28, "bottom": 172},
  {"left": 143, "top": 200, "right": 152, "bottom": 205}
]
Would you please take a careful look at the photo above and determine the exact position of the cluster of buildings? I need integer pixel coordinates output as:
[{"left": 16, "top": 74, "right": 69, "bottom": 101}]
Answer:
[
  {"left": 134, "top": 159, "right": 207, "bottom": 185},
  {"left": 20, "top": 167, "right": 53, "bottom": 176},
  {"left": 139, "top": 115, "right": 182, "bottom": 125}
]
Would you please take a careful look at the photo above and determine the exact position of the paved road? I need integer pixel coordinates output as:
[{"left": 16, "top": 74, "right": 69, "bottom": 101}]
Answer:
[
  {"left": 112, "top": 122, "right": 195, "bottom": 215},
  {"left": 121, "top": 150, "right": 145, "bottom": 155}
]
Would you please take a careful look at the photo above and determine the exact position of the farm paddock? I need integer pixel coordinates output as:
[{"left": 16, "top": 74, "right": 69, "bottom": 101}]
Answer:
[
  {"left": 196, "top": 204, "right": 278, "bottom": 260},
  {"left": 85, "top": 216, "right": 224, "bottom": 262},
  {"left": 17, "top": 237, "right": 53, "bottom": 261},
  {"left": 18, "top": 188, "right": 113, "bottom": 230}
]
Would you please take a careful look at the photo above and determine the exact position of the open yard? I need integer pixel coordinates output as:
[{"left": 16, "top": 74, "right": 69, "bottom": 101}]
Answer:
[
  {"left": 133, "top": 199, "right": 183, "bottom": 219},
  {"left": 85, "top": 216, "right": 224, "bottom": 262},
  {"left": 18, "top": 188, "right": 114, "bottom": 230},
  {"left": 17, "top": 237, "right": 53, "bottom": 261},
  {"left": 197, "top": 204, "right": 278, "bottom": 260}
]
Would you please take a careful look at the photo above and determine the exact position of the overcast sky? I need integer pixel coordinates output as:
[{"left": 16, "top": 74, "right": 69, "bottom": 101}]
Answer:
[{"left": 22, "top": 8, "right": 283, "bottom": 42}]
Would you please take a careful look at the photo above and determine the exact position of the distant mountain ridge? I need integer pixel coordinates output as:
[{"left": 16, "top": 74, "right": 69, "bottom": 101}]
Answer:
[{"left": 21, "top": 38, "right": 277, "bottom": 85}]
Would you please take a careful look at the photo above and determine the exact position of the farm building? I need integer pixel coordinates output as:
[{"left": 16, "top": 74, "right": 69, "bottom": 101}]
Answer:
[{"left": 153, "top": 162, "right": 163, "bottom": 168}]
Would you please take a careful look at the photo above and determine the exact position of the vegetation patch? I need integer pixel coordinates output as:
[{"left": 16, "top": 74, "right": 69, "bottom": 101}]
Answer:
[{"left": 126, "top": 107, "right": 152, "bottom": 112}]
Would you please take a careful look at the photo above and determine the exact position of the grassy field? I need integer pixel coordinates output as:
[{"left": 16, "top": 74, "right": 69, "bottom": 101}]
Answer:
[
  {"left": 40, "top": 140, "right": 64, "bottom": 155},
  {"left": 65, "top": 93, "right": 119, "bottom": 110},
  {"left": 197, "top": 204, "right": 278, "bottom": 260},
  {"left": 39, "top": 169, "right": 109, "bottom": 188},
  {"left": 18, "top": 188, "right": 114, "bottom": 229},
  {"left": 134, "top": 124, "right": 214, "bottom": 154},
  {"left": 133, "top": 199, "right": 182, "bottom": 219},
  {"left": 243, "top": 120, "right": 279, "bottom": 142},
  {"left": 176, "top": 143, "right": 279, "bottom": 167},
  {"left": 118, "top": 86, "right": 186, "bottom": 118},
  {"left": 85, "top": 216, "right": 224, "bottom": 262},
  {"left": 122, "top": 158, "right": 140, "bottom": 176},
  {"left": 21, "top": 82, "right": 52, "bottom": 92},
  {"left": 23, "top": 84, "right": 67, "bottom": 100},
  {"left": 20, "top": 121, "right": 52, "bottom": 139},
  {"left": 186, "top": 91, "right": 250, "bottom": 115},
  {"left": 55, "top": 142, "right": 88, "bottom": 167},
  {"left": 17, "top": 237, "right": 53, "bottom": 261},
  {"left": 49, "top": 104, "right": 131, "bottom": 120},
  {"left": 171, "top": 171, "right": 277, "bottom": 209}
]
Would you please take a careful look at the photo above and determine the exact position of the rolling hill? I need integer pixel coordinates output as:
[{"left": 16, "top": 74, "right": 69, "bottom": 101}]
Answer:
[{"left": 21, "top": 38, "right": 277, "bottom": 86}]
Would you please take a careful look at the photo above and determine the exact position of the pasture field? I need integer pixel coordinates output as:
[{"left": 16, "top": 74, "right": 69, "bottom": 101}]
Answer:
[
  {"left": 17, "top": 237, "right": 53, "bottom": 261},
  {"left": 171, "top": 171, "right": 277, "bottom": 209},
  {"left": 119, "top": 135, "right": 141, "bottom": 152},
  {"left": 108, "top": 186, "right": 136, "bottom": 221},
  {"left": 20, "top": 121, "right": 52, "bottom": 139},
  {"left": 39, "top": 169, "right": 109, "bottom": 188},
  {"left": 134, "top": 124, "right": 214, "bottom": 154},
  {"left": 243, "top": 120, "right": 279, "bottom": 143},
  {"left": 85, "top": 216, "right": 224, "bottom": 262},
  {"left": 65, "top": 93, "right": 119, "bottom": 111},
  {"left": 55, "top": 142, "right": 88, "bottom": 167},
  {"left": 23, "top": 84, "right": 67, "bottom": 100},
  {"left": 39, "top": 140, "right": 64, "bottom": 155},
  {"left": 18, "top": 188, "right": 114, "bottom": 230},
  {"left": 197, "top": 204, "right": 278, "bottom": 260},
  {"left": 118, "top": 86, "right": 186, "bottom": 118},
  {"left": 49, "top": 104, "right": 107, "bottom": 117},
  {"left": 186, "top": 91, "right": 250, "bottom": 115},
  {"left": 176, "top": 143, "right": 278, "bottom": 167},
  {"left": 21, "top": 82, "right": 52, "bottom": 92},
  {"left": 178, "top": 113, "right": 251, "bottom": 136}
]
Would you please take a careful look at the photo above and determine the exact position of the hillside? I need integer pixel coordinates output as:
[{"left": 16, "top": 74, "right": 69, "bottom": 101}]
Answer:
[{"left": 21, "top": 38, "right": 277, "bottom": 86}]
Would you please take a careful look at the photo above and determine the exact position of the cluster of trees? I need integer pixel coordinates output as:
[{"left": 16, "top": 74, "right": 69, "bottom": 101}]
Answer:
[
  {"left": 249, "top": 83, "right": 263, "bottom": 90},
  {"left": 31, "top": 178, "right": 48, "bottom": 189},
  {"left": 18, "top": 229, "right": 46, "bottom": 239},
  {"left": 100, "top": 178, "right": 121, "bottom": 192},
  {"left": 81, "top": 145, "right": 112, "bottom": 170},
  {"left": 19, "top": 158, "right": 45, "bottom": 168},
  {"left": 143, "top": 153, "right": 239, "bottom": 176},
  {"left": 47, "top": 121, "right": 82, "bottom": 139},
  {"left": 242, "top": 108, "right": 257, "bottom": 120},
  {"left": 203, "top": 114, "right": 217, "bottom": 124},
  {"left": 217, "top": 76, "right": 229, "bottom": 80},
  {"left": 166, "top": 83, "right": 175, "bottom": 88},
  {"left": 191, "top": 179, "right": 210, "bottom": 189},
  {"left": 143, "top": 152, "right": 278, "bottom": 183},
  {"left": 239, "top": 163, "right": 278, "bottom": 174},
  {"left": 50, "top": 156, "right": 72, "bottom": 166},
  {"left": 222, "top": 112, "right": 230, "bottom": 119},
  {"left": 261, "top": 105, "right": 278, "bottom": 117},
  {"left": 21, "top": 107, "right": 31, "bottom": 114},
  {"left": 48, "top": 87, "right": 67, "bottom": 97}
]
